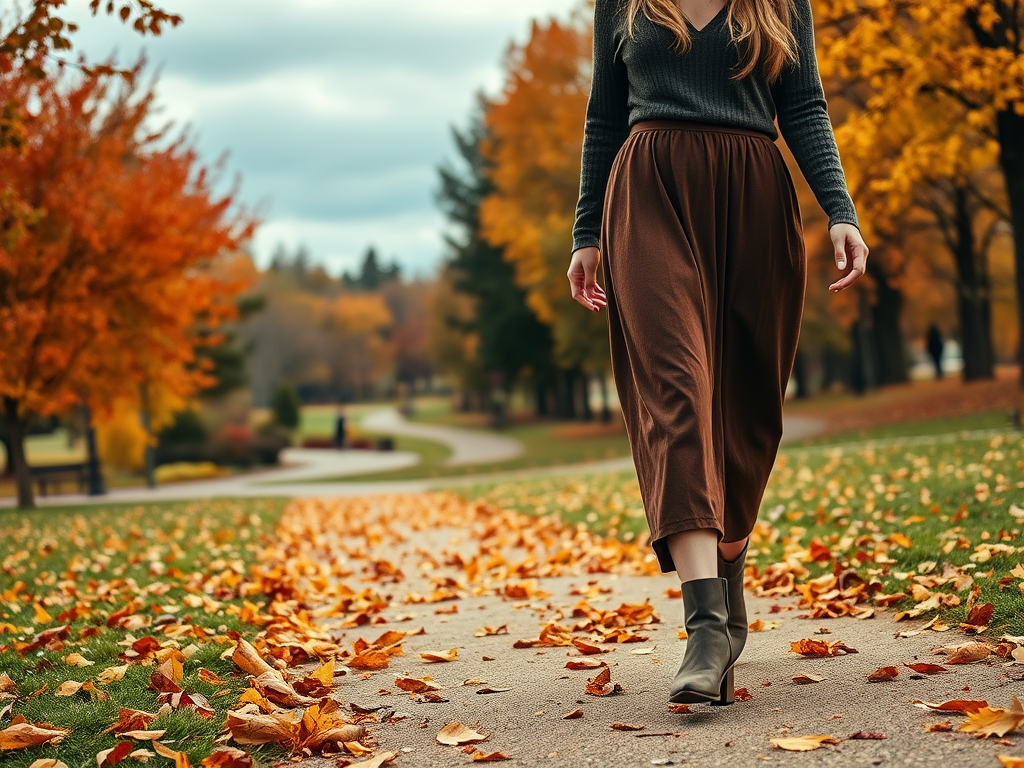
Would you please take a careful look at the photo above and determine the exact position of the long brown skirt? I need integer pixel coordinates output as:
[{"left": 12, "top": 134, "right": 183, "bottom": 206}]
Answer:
[{"left": 600, "top": 119, "right": 807, "bottom": 574}]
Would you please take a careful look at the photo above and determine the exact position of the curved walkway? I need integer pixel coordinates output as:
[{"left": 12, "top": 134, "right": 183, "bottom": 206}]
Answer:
[{"left": 360, "top": 407, "right": 524, "bottom": 466}]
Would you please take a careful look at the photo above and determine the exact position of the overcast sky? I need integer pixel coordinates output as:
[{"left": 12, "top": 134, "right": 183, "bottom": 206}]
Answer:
[{"left": 65, "top": 0, "right": 585, "bottom": 278}]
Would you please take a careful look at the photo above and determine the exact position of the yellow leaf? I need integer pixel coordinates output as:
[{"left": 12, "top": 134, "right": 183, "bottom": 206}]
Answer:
[
  {"left": 959, "top": 697, "right": 1024, "bottom": 739},
  {"left": 436, "top": 722, "right": 489, "bottom": 745},
  {"left": 65, "top": 653, "right": 94, "bottom": 668},
  {"left": 420, "top": 648, "right": 458, "bottom": 663},
  {"left": 770, "top": 735, "right": 840, "bottom": 751}
]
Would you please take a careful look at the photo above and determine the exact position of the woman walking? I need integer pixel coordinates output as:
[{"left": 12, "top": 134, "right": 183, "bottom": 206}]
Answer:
[{"left": 566, "top": 0, "right": 869, "bottom": 706}]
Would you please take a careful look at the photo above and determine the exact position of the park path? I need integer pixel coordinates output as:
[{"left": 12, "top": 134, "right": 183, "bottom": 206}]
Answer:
[
  {"left": 266, "top": 497, "right": 1021, "bottom": 768},
  {"left": 0, "top": 408, "right": 824, "bottom": 508}
]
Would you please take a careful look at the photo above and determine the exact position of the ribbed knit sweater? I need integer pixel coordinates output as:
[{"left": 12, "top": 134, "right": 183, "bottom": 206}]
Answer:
[{"left": 572, "top": 0, "right": 861, "bottom": 253}]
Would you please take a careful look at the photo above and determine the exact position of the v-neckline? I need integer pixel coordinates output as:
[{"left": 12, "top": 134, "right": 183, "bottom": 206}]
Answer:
[{"left": 683, "top": 2, "right": 728, "bottom": 35}]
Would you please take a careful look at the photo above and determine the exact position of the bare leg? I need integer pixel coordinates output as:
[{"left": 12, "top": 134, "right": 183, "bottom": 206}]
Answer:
[
  {"left": 665, "top": 529, "right": 719, "bottom": 584},
  {"left": 718, "top": 536, "right": 749, "bottom": 563}
]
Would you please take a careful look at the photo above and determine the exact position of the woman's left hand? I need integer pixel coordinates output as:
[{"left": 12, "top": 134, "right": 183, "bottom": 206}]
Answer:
[{"left": 828, "top": 223, "right": 869, "bottom": 293}]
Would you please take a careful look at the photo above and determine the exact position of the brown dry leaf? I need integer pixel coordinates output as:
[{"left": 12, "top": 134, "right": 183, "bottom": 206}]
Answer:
[
  {"left": 297, "top": 700, "right": 365, "bottom": 753},
  {"left": 231, "top": 639, "right": 277, "bottom": 678},
  {"left": 998, "top": 756, "right": 1024, "bottom": 768},
  {"left": 474, "top": 625, "right": 509, "bottom": 637},
  {"left": 437, "top": 722, "right": 489, "bottom": 745},
  {"left": 103, "top": 709, "right": 158, "bottom": 735},
  {"left": 789, "top": 639, "right": 857, "bottom": 657},
  {"left": 571, "top": 638, "right": 608, "bottom": 655},
  {"left": 96, "top": 741, "right": 134, "bottom": 766},
  {"left": 565, "top": 660, "right": 605, "bottom": 670},
  {"left": 0, "top": 674, "right": 15, "bottom": 694},
  {"left": 769, "top": 735, "right": 840, "bottom": 752},
  {"left": 926, "top": 721, "right": 953, "bottom": 732},
  {"left": 309, "top": 659, "right": 335, "bottom": 687},
  {"left": 27, "top": 760, "right": 70, "bottom": 768},
  {"left": 867, "top": 666, "right": 899, "bottom": 682},
  {"left": 584, "top": 666, "right": 624, "bottom": 696},
  {"left": 792, "top": 674, "right": 823, "bottom": 684},
  {"left": 395, "top": 676, "right": 441, "bottom": 693},
  {"left": 156, "top": 691, "right": 216, "bottom": 720},
  {"left": 225, "top": 706, "right": 302, "bottom": 745},
  {"left": 148, "top": 657, "right": 183, "bottom": 694},
  {"left": 912, "top": 699, "right": 988, "bottom": 714},
  {"left": 905, "top": 663, "right": 948, "bottom": 674},
  {"left": 348, "top": 650, "right": 391, "bottom": 670},
  {"left": 253, "top": 671, "right": 318, "bottom": 708},
  {"left": 0, "top": 717, "right": 72, "bottom": 750},
  {"left": 748, "top": 619, "right": 780, "bottom": 632},
  {"left": 96, "top": 664, "right": 129, "bottom": 685},
  {"left": 122, "top": 729, "right": 166, "bottom": 741},
  {"left": 959, "top": 697, "right": 1024, "bottom": 739},
  {"left": 946, "top": 642, "right": 992, "bottom": 664},
  {"left": 849, "top": 732, "right": 886, "bottom": 740},
  {"left": 201, "top": 749, "right": 254, "bottom": 768},
  {"left": 471, "top": 752, "right": 511, "bottom": 762},
  {"left": 54, "top": 681, "right": 83, "bottom": 697},
  {"left": 349, "top": 753, "right": 398, "bottom": 768},
  {"left": 198, "top": 669, "right": 227, "bottom": 686},
  {"left": 420, "top": 649, "right": 458, "bottom": 663},
  {"left": 610, "top": 723, "right": 645, "bottom": 731},
  {"left": 562, "top": 709, "right": 583, "bottom": 719},
  {"left": 64, "top": 653, "right": 93, "bottom": 668}
]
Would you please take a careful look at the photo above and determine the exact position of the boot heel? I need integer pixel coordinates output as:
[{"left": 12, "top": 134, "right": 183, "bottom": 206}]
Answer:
[{"left": 710, "top": 665, "right": 734, "bottom": 707}]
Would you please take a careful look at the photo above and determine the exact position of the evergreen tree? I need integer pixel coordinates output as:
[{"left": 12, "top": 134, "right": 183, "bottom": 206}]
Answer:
[{"left": 436, "top": 98, "right": 556, "bottom": 406}]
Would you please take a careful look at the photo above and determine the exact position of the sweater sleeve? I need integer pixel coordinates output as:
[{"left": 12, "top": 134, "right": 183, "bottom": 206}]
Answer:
[
  {"left": 572, "top": 0, "right": 630, "bottom": 253},
  {"left": 770, "top": 0, "right": 861, "bottom": 232}
]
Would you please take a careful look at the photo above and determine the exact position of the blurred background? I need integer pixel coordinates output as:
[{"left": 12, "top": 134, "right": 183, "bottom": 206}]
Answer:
[{"left": 1, "top": 0, "right": 1021, "bottom": 508}]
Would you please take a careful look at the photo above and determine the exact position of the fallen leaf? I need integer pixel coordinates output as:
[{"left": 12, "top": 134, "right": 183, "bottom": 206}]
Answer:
[
  {"left": 198, "top": 669, "right": 228, "bottom": 686},
  {"left": 849, "top": 731, "right": 886, "bottom": 740},
  {"left": 562, "top": 709, "right": 583, "bottom": 719},
  {"left": 349, "top": 753, "right": 398, "bottom": 768},
  {"left": 565, "top": 659, "right": 605, "bottom": 670},
  {"left": 28, "top": 762, "right": 69, "bottom": 768},
  {"left": 437, "top": 722, "right": 488, "bottom": 745},
  {"left": 65, "top": 653, "right": 93, "bottom": 668},
  {"left": 912, "top": 699, "right": 988, "bottom": 714},
  {"left": 926, "top": 721, "right": 953, "bottom": 732},
  {"left": 225, "top": 706, "right": 302, "bottom": 745},
  {"left": 769, "top": 735, "right": 840, "bottom": 751},
  {"left": 231, "top": 639, "right": 277, "bottom": 678},
  {"left": 792, "top": 674, "right": 823, "bottom": 684},
  {"left": 610, "top": 723, "right": 645, "bottom": 730},
  {"left": 868, "top": 666, "right": 899, "bottom": 682},
  {"left": 998, "top": 756, "right": 1024, "bottom": 768},
  {"left": 96, "top": 741, "right": 134, "bottom": 766},
  {"left": 946, "top": 642, "right": 991, "bottom": 664},
  {"left": 201, "top": 748, "right": 254, "bottom": 768},
  {"left": 103, "top": 709, "right": 158, "bottom": 735},
  {"left": 471, "top": 752, "right": 511, "bottom": 762},
  {"left": 0, "top": 718, "right": 72, "bottom": 750},
  {"left": 395, "top": 676, "right": 441, "bottom": 694},
  {"left": 904, "top": 663, "right": 948, "bottom": 674},
  {"left": 748, "top": 619, "right": 779, "bottom": 632},
  {"left": 96, "top": 664, "right": 129, "bottom": 685},
  {"left": 959, "top": 697, "right": 1024, "bottom": 739},
  {"left": 55, "top": 681, "right": 83, "bottom": 697},
  {"left": 121, "top": 730, "right": 166, "bottom": 741},
  {"left": 790, "top": 639, "right": 857, "bottom": 657},
  {"left": 420, "top": 649, "right": 458, "bottom": 662}
]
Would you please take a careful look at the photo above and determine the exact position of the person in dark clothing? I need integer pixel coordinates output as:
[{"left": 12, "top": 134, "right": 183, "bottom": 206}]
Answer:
[{"left": 926, "top": 324, "right": 944, "bottom": 379}]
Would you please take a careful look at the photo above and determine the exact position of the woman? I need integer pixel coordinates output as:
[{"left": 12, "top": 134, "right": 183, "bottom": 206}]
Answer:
[{"left": 566, "top": 0, "right": 869, "bottom": 706}]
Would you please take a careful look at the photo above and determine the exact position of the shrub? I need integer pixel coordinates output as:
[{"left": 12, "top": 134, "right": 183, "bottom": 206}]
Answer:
[
  {"left": 153, "top": 462, "right": 227, "bottom": 483},
  {"left": 271, "top": 382, "right": 301, "bottom": 429}
]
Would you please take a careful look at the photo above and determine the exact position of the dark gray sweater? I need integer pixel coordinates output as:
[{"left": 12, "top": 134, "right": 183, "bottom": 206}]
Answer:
[{"left": 572, "top": 0, "right": 861, "bottom": 253}]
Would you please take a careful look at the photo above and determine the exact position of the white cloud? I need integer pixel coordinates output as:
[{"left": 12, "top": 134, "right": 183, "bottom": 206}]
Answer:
[{"left": 64, "top": 0, "right": 586, "bottom": 276}]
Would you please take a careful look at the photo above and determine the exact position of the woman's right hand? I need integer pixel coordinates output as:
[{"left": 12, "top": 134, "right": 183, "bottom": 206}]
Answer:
[{"left": 567, "top": 247, "right": 607, "bottom": 312}]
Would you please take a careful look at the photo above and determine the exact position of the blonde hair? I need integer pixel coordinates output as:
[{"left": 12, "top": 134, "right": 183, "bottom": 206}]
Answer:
[{"left": 624, "top": 0, "right": 800, "bottom": 84}]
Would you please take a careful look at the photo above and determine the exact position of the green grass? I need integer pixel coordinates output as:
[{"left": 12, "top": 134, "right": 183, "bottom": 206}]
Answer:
[
  {"left": 0, "top": 498, "right": 289, "bottom": 767},
  {"left": 444, "top": 426, "right": 1024, "bottom": 635},
  {"left": 785, "top": 409, "right": 1016, "bottom": 448}
]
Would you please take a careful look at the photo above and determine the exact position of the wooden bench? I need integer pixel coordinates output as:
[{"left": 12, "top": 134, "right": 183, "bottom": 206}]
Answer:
[{"left": 28, "top": 463, "right": 89, "bottom": 496}]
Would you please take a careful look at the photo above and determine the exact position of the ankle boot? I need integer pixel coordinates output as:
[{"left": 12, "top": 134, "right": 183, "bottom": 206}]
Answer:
[
  {"left": 718, "top": 541, "right": 749, "bottom": 659},
  {"left": 669, "top": 577, "right": 736, "bottom": 705}
]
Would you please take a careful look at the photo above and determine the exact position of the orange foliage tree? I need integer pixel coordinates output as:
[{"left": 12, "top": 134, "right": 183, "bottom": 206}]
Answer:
[
  {"left": 0, "top": 66, "right": 256, "bottom": 508},
  {"left": 479, "top": 11, "right": 611, "bottom": 394}
]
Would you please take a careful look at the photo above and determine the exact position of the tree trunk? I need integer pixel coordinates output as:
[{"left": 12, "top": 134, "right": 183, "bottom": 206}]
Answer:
[
  {"left": 792, "top": 348, "right": 809, "bottom": 399},
  {"left": 598, "top": 372, "right": 611, "bottom": 423},
  {"left": 994, "top": 109, "right": 1024, "bottom": 389},
  {"left": 867, "top": 261, "right": 908, "bottom": 386},
  {"left": 579, "top": 370, "right": 593, "bottom": 421},
  {"left": 140, "top": 383, "right": 156, "bottom": 489},
  {"left": 80, "top": 403, "right": 106, "bottom": 496},
  {"left": 850, "top": 290, "right": 879, "bottom": 395},
  {"left": 951, "top": 185, "right": 995, "bottom": 381},
  {"left": 1, "top": 397, "right": 34, "bottom": 509}
]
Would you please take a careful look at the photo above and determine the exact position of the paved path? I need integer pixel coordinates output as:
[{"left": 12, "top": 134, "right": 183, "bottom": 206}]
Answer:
[
  {"left": 361, "top": 407, "right": 525, "bottom": 465},
  {"left": 285, "top": 511, "right": 1023, "bottom": 768},
  {"left": 0, "top": 408, "right": 826, "bottom": 509}
]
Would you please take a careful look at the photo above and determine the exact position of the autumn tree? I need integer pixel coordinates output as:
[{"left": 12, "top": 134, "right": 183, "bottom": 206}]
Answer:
[
  {"left": 479, "top": 12, "right": 610, "bottom": 420},
  {"left": 437, "top": 101, "right": 558, "bottom": 416},
  {"left": 815, "top": 1, "right": 1023, "bottom": 390},
  {"left": 0, "top": 66, "right": 256, "bottom": 508}
]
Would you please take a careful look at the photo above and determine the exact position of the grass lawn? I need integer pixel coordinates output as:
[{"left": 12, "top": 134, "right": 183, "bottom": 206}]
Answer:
[
  {"left": 0, "top": 498, "right": 289, "bottom": 767},
  {"left": 444, "top": 424, "right": 1024, "bottom": 635}
]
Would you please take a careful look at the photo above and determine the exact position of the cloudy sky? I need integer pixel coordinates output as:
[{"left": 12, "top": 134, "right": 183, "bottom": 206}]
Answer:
[{"left": 66, "top": 0, "right": 585, "bottom": 278}]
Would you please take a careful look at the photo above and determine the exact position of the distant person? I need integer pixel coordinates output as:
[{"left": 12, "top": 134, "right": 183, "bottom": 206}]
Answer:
[
  {"left": 926, "top": 323, "right": 944, "bottom": 379},
  {"left": 565, "top": 0, "right": 870, "bottom": 707},
  {"left": 333, "top": 407, "right": 347, "bottom": 449}
]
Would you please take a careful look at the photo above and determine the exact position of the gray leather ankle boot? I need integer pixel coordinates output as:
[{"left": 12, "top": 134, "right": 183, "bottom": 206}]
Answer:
[
  {"left": 718, "top": 540, "right": 749, "bottom": 659},
  {"left": 669, "top": 576, "right": 736, "bottom": 705}
]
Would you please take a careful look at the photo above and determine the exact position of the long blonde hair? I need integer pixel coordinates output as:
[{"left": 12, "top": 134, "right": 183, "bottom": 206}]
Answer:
[{"left": 624, "top": 0, "right": 800, "bottom": 84}]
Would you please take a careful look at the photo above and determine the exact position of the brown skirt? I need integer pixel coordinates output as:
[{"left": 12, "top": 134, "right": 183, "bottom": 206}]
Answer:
[{"left": 600, "top": 119, "right": 807, "bottom": 574}]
